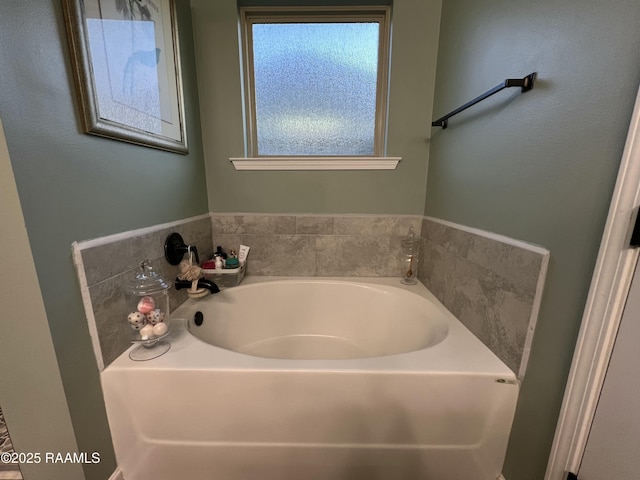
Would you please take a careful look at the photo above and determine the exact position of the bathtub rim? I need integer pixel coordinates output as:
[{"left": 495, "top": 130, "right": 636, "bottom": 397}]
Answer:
[{"left": 104, "top": 277, "right": 517, "bottom": 382}]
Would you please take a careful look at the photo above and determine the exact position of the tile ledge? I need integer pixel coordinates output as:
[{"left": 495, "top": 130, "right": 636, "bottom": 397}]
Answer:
[
  {"left": 73, "top": 213, "right": 211, "bottom": 250},
  {"left": 423, "top": 216, "right": 550, "bottom": 256}
]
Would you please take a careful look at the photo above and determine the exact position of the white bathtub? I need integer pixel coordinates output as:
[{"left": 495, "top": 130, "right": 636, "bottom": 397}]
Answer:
[{"left": 101, "top": 277, "right": 518, "bottom": 480}]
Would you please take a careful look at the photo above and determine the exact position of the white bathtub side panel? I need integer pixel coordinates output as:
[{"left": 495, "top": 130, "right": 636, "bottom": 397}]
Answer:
[
  {"left": 100, "top": 374, "right": 146, "bottom": 480},
  {"left": 101, "top": 278, "right": 518, "bottom": 480},
  {"left": 119, "top": 444, "right": 502, "bottom": 480},
  {"left": 102, "top": 368, "right": 518, "bottom": 480}
]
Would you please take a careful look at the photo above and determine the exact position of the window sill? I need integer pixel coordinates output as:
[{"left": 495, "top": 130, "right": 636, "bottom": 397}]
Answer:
[{"left": 230, "top": 157, "right": 401, "bottom": 171}]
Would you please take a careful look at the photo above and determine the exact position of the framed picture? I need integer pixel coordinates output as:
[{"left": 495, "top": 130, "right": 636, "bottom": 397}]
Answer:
[{"left": 62, "top": 0, "right": 188, "bottom": 154}]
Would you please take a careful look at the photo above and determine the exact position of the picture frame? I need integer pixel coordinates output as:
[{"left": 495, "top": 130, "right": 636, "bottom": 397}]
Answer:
[{"left": 62, "top": 0, "right": 188, "bottom": 154}]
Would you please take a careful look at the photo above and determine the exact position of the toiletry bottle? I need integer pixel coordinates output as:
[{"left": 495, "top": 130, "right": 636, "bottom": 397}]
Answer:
[
  {"left": 226, "top": 249, "right": 239, "bottom": 268},
  {"left": 238, "top": 245, "right": 250, "bottom": 265},
  {"left": 202, "top": 259, "right": 216, "bottom": 269}
]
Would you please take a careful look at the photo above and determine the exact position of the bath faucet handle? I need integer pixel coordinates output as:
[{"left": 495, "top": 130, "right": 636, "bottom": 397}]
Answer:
[{"left": 165, "top": 232, "right": 199, "bottom": 265}]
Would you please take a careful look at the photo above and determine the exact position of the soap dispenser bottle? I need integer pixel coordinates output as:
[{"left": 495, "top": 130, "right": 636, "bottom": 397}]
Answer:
[{"left": 213, "top": 245, "right": 227, "bottom": 269}]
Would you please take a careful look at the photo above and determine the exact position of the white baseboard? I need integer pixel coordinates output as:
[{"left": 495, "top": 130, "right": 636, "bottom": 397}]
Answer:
[
  {"left": 498, "top": 475, "right": 507, "bottom": 480},
  {"left": 108, "top": 468, "right": 124, "bottom": 480}
]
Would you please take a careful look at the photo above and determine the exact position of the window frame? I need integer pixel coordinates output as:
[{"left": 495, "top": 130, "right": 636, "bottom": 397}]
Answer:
[{"left": 234, "top": 5, "right": 399, "bottom": 170}]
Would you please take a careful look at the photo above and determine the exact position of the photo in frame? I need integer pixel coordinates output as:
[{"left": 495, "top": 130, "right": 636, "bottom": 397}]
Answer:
[{"left": 62, "top": 0, "right": 188, "bottom": 154}]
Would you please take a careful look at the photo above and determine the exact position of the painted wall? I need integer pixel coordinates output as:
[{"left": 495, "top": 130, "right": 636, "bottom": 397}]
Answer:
[
  {"left": 190, "top": 0, "right": 441, "bottom": 215},
  {"left": 0, "top": 1, "right": 209, "bottom": 478},
  {"left": 425, "top": 1, "right": 640, "bottom": 479},
  {"left": 0, "top": 119, "right": 82, "bottom": 480}
]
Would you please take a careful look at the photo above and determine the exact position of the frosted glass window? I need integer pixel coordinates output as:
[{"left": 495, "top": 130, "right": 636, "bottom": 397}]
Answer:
[{"left": 241, "top": 7, "right": 391, "bottom": 157}]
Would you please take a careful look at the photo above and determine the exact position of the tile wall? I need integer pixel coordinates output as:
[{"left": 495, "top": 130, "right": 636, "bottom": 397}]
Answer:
[
  {"left": 210, "top": 214, "right": 422, "bottom": 277},
  {"left": 418, "top": 217, "right": 549, "bottom": 377},
  {"left": 74, "top": 215, "right": 213, "bottom": 369},
  {"left": 74, "top": 213, "right": 548, "bottom": 377}
]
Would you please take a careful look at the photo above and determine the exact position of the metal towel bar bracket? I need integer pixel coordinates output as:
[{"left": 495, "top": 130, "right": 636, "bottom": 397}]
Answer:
[{"left": 432, "top": 72, "right": 537, "bottom": 129}]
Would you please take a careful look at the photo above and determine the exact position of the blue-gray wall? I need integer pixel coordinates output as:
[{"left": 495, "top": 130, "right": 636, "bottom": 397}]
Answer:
[
  {"left": 191, "top": 0, "right": 441, "bottom": 214},
  {"left": 0, "top": 1, "right": 208, "bottom": 478},
  {"left": 426, "top": 1, "right": 640, "bottom": 478}
]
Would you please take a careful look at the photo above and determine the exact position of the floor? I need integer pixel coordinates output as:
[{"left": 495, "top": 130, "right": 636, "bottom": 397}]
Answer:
[{"left": 0, "top": 407, "right": 22, "bottom": 479}]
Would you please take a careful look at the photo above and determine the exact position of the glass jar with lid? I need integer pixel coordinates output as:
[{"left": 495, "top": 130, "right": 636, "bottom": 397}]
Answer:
[
  {"left": 400, "top": 226, "right": 420, "bottom": 285},
  {"left": 124, "top": 260, "right": 171, "bottom": 360}
]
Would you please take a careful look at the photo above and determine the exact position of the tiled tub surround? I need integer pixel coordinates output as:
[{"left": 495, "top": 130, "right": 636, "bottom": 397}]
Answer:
[
  {"left": 73, "top": 212, "right": 548, "bottom": 377},
  {"left": 210, "top": 214, "right": 549, "bottom": 377},
  {"left": 73, "top": 215, "right": 213, "bottom": 369},
  {"left": 418, "top": 217, "right": 549, "bottom": 377},
  {"left": 210, "top": 214, "right": 422, "bottom": 277}
]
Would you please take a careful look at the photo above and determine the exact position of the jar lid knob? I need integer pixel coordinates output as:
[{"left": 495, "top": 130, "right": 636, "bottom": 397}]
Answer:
[
  {"left": 127, "top": 259, "right": 171, "bottom": 294},
  {"left": 401, "top": 226, "right": 420, "bottom": 250},
  {"left": 406, "top": 226, "right": 415, "bottom": 239}
]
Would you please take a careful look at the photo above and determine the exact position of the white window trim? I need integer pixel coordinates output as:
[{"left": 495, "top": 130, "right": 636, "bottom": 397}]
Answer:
[
  {"left": 237, "top": 6, "right": 394, "bottom": 170},
  {"left": 230, "top": 156, "right": 400, "bottom": 170}
]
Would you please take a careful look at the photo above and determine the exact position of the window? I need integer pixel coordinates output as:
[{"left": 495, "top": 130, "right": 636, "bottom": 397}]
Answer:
[{"left": 234, "top": 6, "right": 398, "bottom": 170}]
